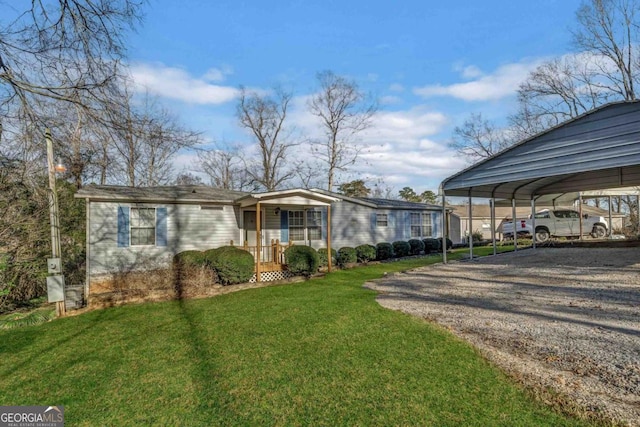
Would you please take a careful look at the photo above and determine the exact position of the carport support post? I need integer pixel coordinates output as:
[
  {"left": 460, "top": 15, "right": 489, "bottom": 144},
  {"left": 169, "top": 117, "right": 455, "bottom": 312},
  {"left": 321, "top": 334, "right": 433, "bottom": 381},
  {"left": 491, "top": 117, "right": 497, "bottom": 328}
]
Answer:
[
  {"left": 442, "top": 192, "right": 447, "bottom": 264},
  {"left": 578, "top": 193, "right": 583, "bottom": 241},
  {"left": 256, "top": 201, "right": 261, "bottom": 282},
  {"left": 637, "top": 194, "right": 640, "bottom": 234},
  {"left": 608, "top": 196, "right": 613, "bottom": 238},
  {"left": 490, "top": 198, "right": 496, "bottom": 256},
  {"left": 327, "top": 205, "right": 332, "bottom": 272},
  {"left": 512, "top": 199, "right": 518, "bottom": 252},
  {"left": 531, "top": 198, "right": 536, "bottom": 249},
  {"left": 468, "top": 194, "right": 473, "bottom": 259}
]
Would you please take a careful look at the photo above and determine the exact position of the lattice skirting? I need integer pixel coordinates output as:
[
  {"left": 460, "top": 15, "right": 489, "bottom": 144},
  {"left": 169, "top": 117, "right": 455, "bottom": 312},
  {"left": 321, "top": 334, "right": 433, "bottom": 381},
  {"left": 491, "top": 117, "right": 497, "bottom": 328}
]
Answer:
[{"left": 249, "top": 270, "right": 297, "bottom": 283}]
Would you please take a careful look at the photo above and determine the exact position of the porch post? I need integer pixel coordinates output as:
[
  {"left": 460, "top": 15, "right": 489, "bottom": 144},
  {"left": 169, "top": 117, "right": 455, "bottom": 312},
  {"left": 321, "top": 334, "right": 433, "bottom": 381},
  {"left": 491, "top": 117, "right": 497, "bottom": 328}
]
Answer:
[
  {"left": 327, "top": 205, "right": 332, "bottom": 272},
  {"left": 256, "top": 201, "right": 261, "bottom": 282}
]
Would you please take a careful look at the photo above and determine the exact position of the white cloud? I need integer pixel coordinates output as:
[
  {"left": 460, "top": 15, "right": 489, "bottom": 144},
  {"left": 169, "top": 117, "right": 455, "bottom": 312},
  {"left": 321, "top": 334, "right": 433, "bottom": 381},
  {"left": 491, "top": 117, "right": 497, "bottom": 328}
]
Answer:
[
  {"left": 130, "top": 63, "right": 239, "bottom": 104},
  {"left": 461, "top": 65, "right": 483, "bottom": 79},
  {"left": 290, "top": 103, "right": 464, "bottom": 190},
  {"left": 380, "top": 95, "right": 402, "bottom": 105},
  {"left": 413, "top": 59, "right": 544, "bottom": 101},
  {"left": 389, "top": 83, "right": 404, "bottom": 92},
  {"left": 202, "top": 65, "right": 233, "bottom": 82}
]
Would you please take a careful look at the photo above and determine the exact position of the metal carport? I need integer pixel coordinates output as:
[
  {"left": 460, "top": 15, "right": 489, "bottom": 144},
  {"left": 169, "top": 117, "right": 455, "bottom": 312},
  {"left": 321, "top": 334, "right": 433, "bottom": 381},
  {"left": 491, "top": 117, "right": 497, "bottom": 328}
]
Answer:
[{"left": 439, "top": 100, "right": 640, "bottom": 261}]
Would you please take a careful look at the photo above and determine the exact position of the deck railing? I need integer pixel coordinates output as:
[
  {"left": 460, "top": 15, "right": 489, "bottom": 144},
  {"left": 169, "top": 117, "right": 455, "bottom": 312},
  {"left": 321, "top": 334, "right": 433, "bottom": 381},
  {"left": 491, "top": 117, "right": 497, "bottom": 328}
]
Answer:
[{"left": 229, "top": 239, "right": 293, "bottom": 267}]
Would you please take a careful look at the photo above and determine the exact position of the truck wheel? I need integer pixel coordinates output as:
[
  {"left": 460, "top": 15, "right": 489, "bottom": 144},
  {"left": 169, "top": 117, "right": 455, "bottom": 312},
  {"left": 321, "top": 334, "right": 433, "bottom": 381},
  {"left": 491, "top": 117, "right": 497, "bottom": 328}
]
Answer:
[
  {"left": 591, "top": 224, "right": 607, "bottom": 239},
  {"left": 535, "top": 227, "right": 550, "bottom": 242}
]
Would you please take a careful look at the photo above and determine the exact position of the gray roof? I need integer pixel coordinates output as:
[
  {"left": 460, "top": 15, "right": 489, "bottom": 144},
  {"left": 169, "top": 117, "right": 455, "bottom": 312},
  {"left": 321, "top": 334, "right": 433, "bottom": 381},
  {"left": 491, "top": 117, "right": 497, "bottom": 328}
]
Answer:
[
  {"left": 75, "top": 185, "right": 249, "bottom": 202},
  {"left": 441, "top": 101, "right": 640, "bottom": 199},
  {"left": 310, "top": 188, "right": 441, "bottom": 210},
  {"left": 359, "top": 197, "right": 441, "bottom": 210}
]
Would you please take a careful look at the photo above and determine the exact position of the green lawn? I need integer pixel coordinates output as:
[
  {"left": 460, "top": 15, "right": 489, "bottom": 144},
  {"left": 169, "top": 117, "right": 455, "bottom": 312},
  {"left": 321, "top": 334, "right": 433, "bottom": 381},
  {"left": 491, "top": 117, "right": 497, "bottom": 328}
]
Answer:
[{"left": 0, "top": 249, "right": 589, "bottom": 426}]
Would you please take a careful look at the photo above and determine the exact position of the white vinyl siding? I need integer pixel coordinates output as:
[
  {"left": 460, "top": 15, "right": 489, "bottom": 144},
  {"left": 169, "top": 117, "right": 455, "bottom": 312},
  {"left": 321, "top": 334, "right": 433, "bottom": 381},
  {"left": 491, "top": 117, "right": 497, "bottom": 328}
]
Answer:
[{"left": 88, "top": 202, "right": 239, "bottom": 276}]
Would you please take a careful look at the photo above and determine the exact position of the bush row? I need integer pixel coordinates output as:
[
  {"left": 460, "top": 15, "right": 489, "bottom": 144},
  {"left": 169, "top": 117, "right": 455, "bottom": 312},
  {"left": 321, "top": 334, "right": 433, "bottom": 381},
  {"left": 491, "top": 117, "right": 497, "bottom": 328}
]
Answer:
[
  {"left": 174, "top": 237, "right": 455, "bottom": 285},
  {"left": 285, "top": 238, "right": 454, "bottom": 276}
]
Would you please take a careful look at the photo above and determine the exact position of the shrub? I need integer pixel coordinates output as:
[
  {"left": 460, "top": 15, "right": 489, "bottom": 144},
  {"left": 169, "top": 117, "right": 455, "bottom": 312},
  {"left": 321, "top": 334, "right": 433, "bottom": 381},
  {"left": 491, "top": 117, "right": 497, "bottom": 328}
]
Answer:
[
  {"left": 438, "top": 237, "right": 453, "bottom": 250},
  {"left": 317, "top": 248, "right": 337, "bottom": 268},
  {"left": 336, "top": 247, "right": 357, "bottom": 267},
  {"left": 408, "top": 239, "right": 425, "bottom": 255},
  {"left": 285, "top": 246, "right": 320, "bottom": 277},
  {"left": 204, "top": 246, "right": 254, "bottom": 285},
  {"left": 422, "top": 238, "right": 440, "bottom": 253},
  {"left": 355, "top": 244, "right": 377, "bottom": 263},
  {"left": 173, "top": 250, "right": 206, "bottom": 267},
  {"left": 376, "top": 242, "right": 393, "bottom": 260},
  {"left": 392, "top": 241, "right": 411, "bottom": 258},
  {"left": 471, "top": 230, "right": 484, "bottom": 242}
]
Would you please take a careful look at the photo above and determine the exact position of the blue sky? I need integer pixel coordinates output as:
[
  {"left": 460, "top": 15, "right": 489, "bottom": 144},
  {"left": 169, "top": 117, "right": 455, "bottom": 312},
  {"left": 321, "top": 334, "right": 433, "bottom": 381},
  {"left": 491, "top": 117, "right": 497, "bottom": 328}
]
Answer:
[{"left": 127, "top": 0, "right": 583, "bottom": 193}]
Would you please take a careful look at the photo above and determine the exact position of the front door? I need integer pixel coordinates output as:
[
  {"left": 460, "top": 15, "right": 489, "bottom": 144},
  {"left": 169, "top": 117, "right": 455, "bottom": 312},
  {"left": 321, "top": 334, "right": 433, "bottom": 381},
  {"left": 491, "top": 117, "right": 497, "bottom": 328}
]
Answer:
[{"left": 243, "top": 211, "right": 264, "bottom": 245}]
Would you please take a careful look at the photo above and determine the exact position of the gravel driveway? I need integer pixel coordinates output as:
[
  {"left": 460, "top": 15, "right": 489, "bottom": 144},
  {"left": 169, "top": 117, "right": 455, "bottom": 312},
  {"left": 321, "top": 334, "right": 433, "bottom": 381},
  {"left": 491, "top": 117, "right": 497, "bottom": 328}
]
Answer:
[{"left": 365, "top": 247, "right": 640, "bottom": 426}]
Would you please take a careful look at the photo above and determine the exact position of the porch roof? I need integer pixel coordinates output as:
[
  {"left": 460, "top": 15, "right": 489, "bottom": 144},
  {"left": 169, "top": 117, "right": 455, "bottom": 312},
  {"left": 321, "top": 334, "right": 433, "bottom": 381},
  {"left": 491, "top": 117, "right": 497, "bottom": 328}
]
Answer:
[{"left": 236, "top": 189, "right": 341, "bottom": 207}]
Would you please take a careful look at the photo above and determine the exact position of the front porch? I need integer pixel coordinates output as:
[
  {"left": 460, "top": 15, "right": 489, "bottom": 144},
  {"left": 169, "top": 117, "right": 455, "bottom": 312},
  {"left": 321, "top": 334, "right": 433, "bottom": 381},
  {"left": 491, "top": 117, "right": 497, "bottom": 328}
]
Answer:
[{"left": 236, "top": 189, "right": 340, "bottom": 282}]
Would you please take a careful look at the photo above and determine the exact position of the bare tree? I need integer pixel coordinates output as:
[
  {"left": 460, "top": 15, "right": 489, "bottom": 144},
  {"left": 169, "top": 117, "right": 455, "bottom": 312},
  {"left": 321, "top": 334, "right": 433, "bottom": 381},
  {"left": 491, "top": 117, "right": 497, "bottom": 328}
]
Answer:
[
  {"left": 236, "top": 87, "right": 297, "bottom": 191},
  {"left": 450, "top": 113, "right": 512, "bottom": 161},
  {"left": 175, "top": 171, "right": 203, "bottom": 185},
  {"left": 574, "top": 0, "right": 639, "bottom": 100},
  {"left": 308, "top": 71, "right": 377, "bottom": 191},
  {"left": 512, "top": 0, "right": 640, "bottom": 139},
  {"left": 0, "top": 1, "right": 142, "bottom": 119},
  {"left": 198, "top": 145, "right": 250, "bottom": 190},
  {"left": 107, "top": 88, "right": 202, "bottom": 186}
]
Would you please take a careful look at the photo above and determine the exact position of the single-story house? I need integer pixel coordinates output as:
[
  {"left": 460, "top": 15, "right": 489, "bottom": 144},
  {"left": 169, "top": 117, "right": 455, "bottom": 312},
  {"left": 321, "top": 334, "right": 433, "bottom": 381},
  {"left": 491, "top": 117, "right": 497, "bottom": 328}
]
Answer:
[{"left": 75, "top": 185, "right": 452, "bottom": 296}]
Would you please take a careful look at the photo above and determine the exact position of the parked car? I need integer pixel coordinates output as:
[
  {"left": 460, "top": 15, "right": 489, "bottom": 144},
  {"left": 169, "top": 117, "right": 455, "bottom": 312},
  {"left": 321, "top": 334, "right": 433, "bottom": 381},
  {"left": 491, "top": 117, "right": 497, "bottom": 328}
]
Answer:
[{"left": 501, "top": 209, "right": 608, "bottom": 242}]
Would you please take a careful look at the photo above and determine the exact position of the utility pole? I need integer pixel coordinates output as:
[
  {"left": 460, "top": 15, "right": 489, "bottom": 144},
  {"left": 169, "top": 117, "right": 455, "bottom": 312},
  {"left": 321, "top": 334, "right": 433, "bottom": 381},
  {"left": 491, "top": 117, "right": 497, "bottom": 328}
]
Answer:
[{"left": 45, "top": 129, "right": 66, "bottom": 316}]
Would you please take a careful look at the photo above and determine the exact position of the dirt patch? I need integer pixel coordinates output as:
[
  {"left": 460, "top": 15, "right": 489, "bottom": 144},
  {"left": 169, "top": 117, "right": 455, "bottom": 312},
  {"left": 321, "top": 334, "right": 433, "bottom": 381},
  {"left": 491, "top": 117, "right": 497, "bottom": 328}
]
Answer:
[{"left": 365, "top": 247, "right": 640, "bottom": 426}]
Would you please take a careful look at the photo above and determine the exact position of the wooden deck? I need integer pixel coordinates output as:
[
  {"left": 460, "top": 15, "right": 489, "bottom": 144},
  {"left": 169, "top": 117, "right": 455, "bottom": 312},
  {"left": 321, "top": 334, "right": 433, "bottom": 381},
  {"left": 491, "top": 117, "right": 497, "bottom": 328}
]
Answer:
[{"left": 229, "top": 239, "right": 292, "bottom": 274}]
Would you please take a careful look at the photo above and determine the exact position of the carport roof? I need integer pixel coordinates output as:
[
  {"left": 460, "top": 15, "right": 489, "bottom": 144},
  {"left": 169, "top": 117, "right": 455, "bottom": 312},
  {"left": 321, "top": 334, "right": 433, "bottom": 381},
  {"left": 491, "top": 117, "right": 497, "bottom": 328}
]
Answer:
[{"left": 440, "top": 101, "right": 640, "bottom": 200}]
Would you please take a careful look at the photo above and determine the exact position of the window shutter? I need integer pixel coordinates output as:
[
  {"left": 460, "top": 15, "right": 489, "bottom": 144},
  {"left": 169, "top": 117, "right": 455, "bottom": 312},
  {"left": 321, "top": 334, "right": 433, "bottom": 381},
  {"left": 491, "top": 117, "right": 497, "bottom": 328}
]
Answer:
[
  {"left": 371, "top": 212, "right": 377, "bottom": 231},
  {"left": 321, "top": 208, "right": 328, "bottom": 240},
  {"left": 404, "top": 211, "right": 411, "bottom": 238},
  {"left": 156, "top": 207, "right": 168, "bottom": 247},
  {"left": 117, "top": 206, "right": 130, "bottom": 247},
  {"left": 280, "top": 210, "right": 289, "bottom": 242}
]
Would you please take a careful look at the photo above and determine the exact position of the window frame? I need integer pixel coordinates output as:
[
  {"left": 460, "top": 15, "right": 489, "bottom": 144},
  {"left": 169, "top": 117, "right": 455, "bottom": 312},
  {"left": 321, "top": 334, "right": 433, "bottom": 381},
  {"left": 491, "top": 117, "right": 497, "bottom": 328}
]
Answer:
[
  {"left": 288, "top": 210, "right": 305, "bottom": 241},
  {"left": 130, "top": 207, "right": 156, "bottom": 246},
  {"left": 288, "top": 209, "right": 323, "bottom": 242},
  {"left": 410, "top": 212, "right": 433, "bottom": 238},
  {"left": 376, "top": 213, "right": 388, "bottom": 227}
]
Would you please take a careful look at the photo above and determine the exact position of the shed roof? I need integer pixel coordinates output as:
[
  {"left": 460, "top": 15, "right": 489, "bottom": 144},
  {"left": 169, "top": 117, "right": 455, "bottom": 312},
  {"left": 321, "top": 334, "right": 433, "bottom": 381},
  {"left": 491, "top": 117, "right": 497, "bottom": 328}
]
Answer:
[{"left": 441, "top": 101, "right": 640, "bottom": 200}]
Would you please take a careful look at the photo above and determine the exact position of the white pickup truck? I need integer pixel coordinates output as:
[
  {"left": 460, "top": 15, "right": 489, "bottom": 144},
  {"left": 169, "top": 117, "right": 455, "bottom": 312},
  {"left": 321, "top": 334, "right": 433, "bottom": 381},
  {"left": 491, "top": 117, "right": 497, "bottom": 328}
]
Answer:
[{"left": 501, "top": 209, "right": 609, "bottom": 242}]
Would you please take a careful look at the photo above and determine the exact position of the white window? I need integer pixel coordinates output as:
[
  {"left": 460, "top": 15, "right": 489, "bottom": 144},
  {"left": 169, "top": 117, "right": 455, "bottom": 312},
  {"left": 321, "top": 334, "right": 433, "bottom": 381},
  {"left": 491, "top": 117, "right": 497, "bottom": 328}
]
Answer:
[
  {"left": 131, "top": 208, "right": 156, "bottom": 246},
  {"left": 289, "top": 210, "right": 323, "bottom": 241},
  {"left": 410, "top": 212, "right": 432, "bottom": 238},
  {"left": 376, "top": 213, "right": 388, "bottom": 227},
  {"left": 307, "top": 211, "right": 322, "bottom": 240},
  {"left": 289, "top": 210, "right": 305, "bottom": 241}
]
